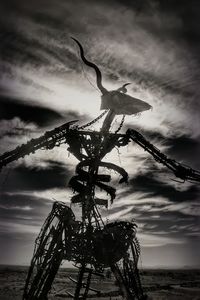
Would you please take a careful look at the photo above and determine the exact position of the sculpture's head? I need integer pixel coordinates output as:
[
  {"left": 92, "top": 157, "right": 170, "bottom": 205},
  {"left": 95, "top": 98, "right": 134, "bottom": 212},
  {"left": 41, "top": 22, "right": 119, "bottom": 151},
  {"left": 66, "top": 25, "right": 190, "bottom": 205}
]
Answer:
[{"left": 72, "top": 37, "right": 152, "bottom": 116}]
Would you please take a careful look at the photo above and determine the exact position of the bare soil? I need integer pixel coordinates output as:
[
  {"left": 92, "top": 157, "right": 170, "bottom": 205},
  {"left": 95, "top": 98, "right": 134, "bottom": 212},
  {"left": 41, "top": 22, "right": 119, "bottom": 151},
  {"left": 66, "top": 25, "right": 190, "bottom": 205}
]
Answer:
[{"left": 0, "top": 266, "right": 200, "bottom": 299}]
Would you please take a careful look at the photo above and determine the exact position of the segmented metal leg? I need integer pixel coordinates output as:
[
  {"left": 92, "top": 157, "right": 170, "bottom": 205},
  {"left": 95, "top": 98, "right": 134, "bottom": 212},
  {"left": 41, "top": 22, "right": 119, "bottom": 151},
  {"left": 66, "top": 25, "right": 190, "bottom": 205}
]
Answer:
[
  {"left": 23, "top": 202, "right": 75, "bottom": 300},
  {"left": 110, "top": 240, "right": 147, "bottom": 300}
]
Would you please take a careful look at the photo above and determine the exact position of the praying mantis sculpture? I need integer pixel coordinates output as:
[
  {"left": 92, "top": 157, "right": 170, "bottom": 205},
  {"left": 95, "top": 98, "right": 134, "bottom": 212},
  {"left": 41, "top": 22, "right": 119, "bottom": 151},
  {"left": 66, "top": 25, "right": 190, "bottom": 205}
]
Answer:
[{"left": 0, "top": 38, "right": 200, "bottom": 300}]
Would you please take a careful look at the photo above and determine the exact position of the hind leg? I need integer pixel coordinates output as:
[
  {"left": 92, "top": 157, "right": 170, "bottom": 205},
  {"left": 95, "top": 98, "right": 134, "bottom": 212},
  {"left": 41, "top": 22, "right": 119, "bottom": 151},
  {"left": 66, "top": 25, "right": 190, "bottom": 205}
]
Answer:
[{"left": 110, "top": 238, "right": 147, "bottom": 300}]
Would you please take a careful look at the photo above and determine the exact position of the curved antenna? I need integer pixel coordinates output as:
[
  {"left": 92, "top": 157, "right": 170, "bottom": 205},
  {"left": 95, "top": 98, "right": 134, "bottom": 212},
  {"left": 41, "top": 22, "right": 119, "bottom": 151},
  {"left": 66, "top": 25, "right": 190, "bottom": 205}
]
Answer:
[
  {"left": 117, "top": 83, "right": 131, "bottom": 93},
  {"left": 71, "top": 37, "right": 108, "bottom": 95}
]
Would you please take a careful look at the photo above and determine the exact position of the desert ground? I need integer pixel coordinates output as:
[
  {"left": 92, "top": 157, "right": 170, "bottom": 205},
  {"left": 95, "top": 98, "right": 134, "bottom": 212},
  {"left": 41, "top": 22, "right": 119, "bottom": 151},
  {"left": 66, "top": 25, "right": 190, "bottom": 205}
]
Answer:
[{"left": 0, "top": 266, "right": 200, "bottom": 300}]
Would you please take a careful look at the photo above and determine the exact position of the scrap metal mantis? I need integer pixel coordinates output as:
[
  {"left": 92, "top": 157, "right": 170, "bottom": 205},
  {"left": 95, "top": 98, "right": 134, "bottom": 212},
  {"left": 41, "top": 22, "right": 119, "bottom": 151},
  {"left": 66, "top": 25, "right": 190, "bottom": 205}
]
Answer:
[{"left": 1, "top": 38, "right": 200, "bottom": 300}]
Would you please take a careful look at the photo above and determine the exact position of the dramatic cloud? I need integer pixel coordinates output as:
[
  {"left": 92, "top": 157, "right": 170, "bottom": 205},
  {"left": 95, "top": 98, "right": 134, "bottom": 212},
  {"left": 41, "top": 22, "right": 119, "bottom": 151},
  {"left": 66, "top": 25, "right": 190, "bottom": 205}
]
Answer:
[
  {"left": 1, "top": 160, "right": 72, "bottom": 191},
  {"left": 0, "top": 95, "right": 63, "bottom": 126}
]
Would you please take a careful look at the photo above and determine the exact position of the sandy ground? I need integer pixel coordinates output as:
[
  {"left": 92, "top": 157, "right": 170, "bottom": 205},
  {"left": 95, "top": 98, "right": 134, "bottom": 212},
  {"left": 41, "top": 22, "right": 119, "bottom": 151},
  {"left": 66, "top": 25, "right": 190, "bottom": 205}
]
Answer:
[{"left": 0, "top": 266, "right": 200, "bottom": 299}]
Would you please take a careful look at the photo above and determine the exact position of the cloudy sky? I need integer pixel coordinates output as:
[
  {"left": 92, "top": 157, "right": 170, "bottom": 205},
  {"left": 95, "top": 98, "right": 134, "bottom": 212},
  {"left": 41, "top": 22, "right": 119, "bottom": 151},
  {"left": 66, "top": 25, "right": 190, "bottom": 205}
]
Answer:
[{"left": 0, "top": 0, "right": 200, "bottom": 268}]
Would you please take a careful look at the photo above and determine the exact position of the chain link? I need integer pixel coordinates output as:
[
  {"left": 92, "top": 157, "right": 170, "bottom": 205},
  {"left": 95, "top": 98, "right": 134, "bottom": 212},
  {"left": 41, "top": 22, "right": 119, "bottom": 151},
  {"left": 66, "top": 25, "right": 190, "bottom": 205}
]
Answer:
[
  {"left": 115, "top": 115, "right": 125, "bottom": 134},
  {"left": 75, "top": 111, "right": 125, "bottom": 132},
  {"left": 77, "top": 110, "right": 108, "bottom": 130}
]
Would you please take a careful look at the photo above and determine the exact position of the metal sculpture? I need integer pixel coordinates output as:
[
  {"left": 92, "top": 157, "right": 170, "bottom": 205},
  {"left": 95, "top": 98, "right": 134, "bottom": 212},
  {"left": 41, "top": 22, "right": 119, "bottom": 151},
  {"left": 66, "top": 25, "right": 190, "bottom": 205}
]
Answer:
[{"left": 0, "top": 38, "right": 200, "bottom": 300}]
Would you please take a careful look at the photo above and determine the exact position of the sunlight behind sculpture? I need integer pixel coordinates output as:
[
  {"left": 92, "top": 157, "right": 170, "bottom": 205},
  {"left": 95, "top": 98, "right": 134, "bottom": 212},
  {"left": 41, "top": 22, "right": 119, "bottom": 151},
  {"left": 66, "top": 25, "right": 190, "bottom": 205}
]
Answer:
[{"left": 71, "top": 37, "right": 152, "bottom": 116}]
